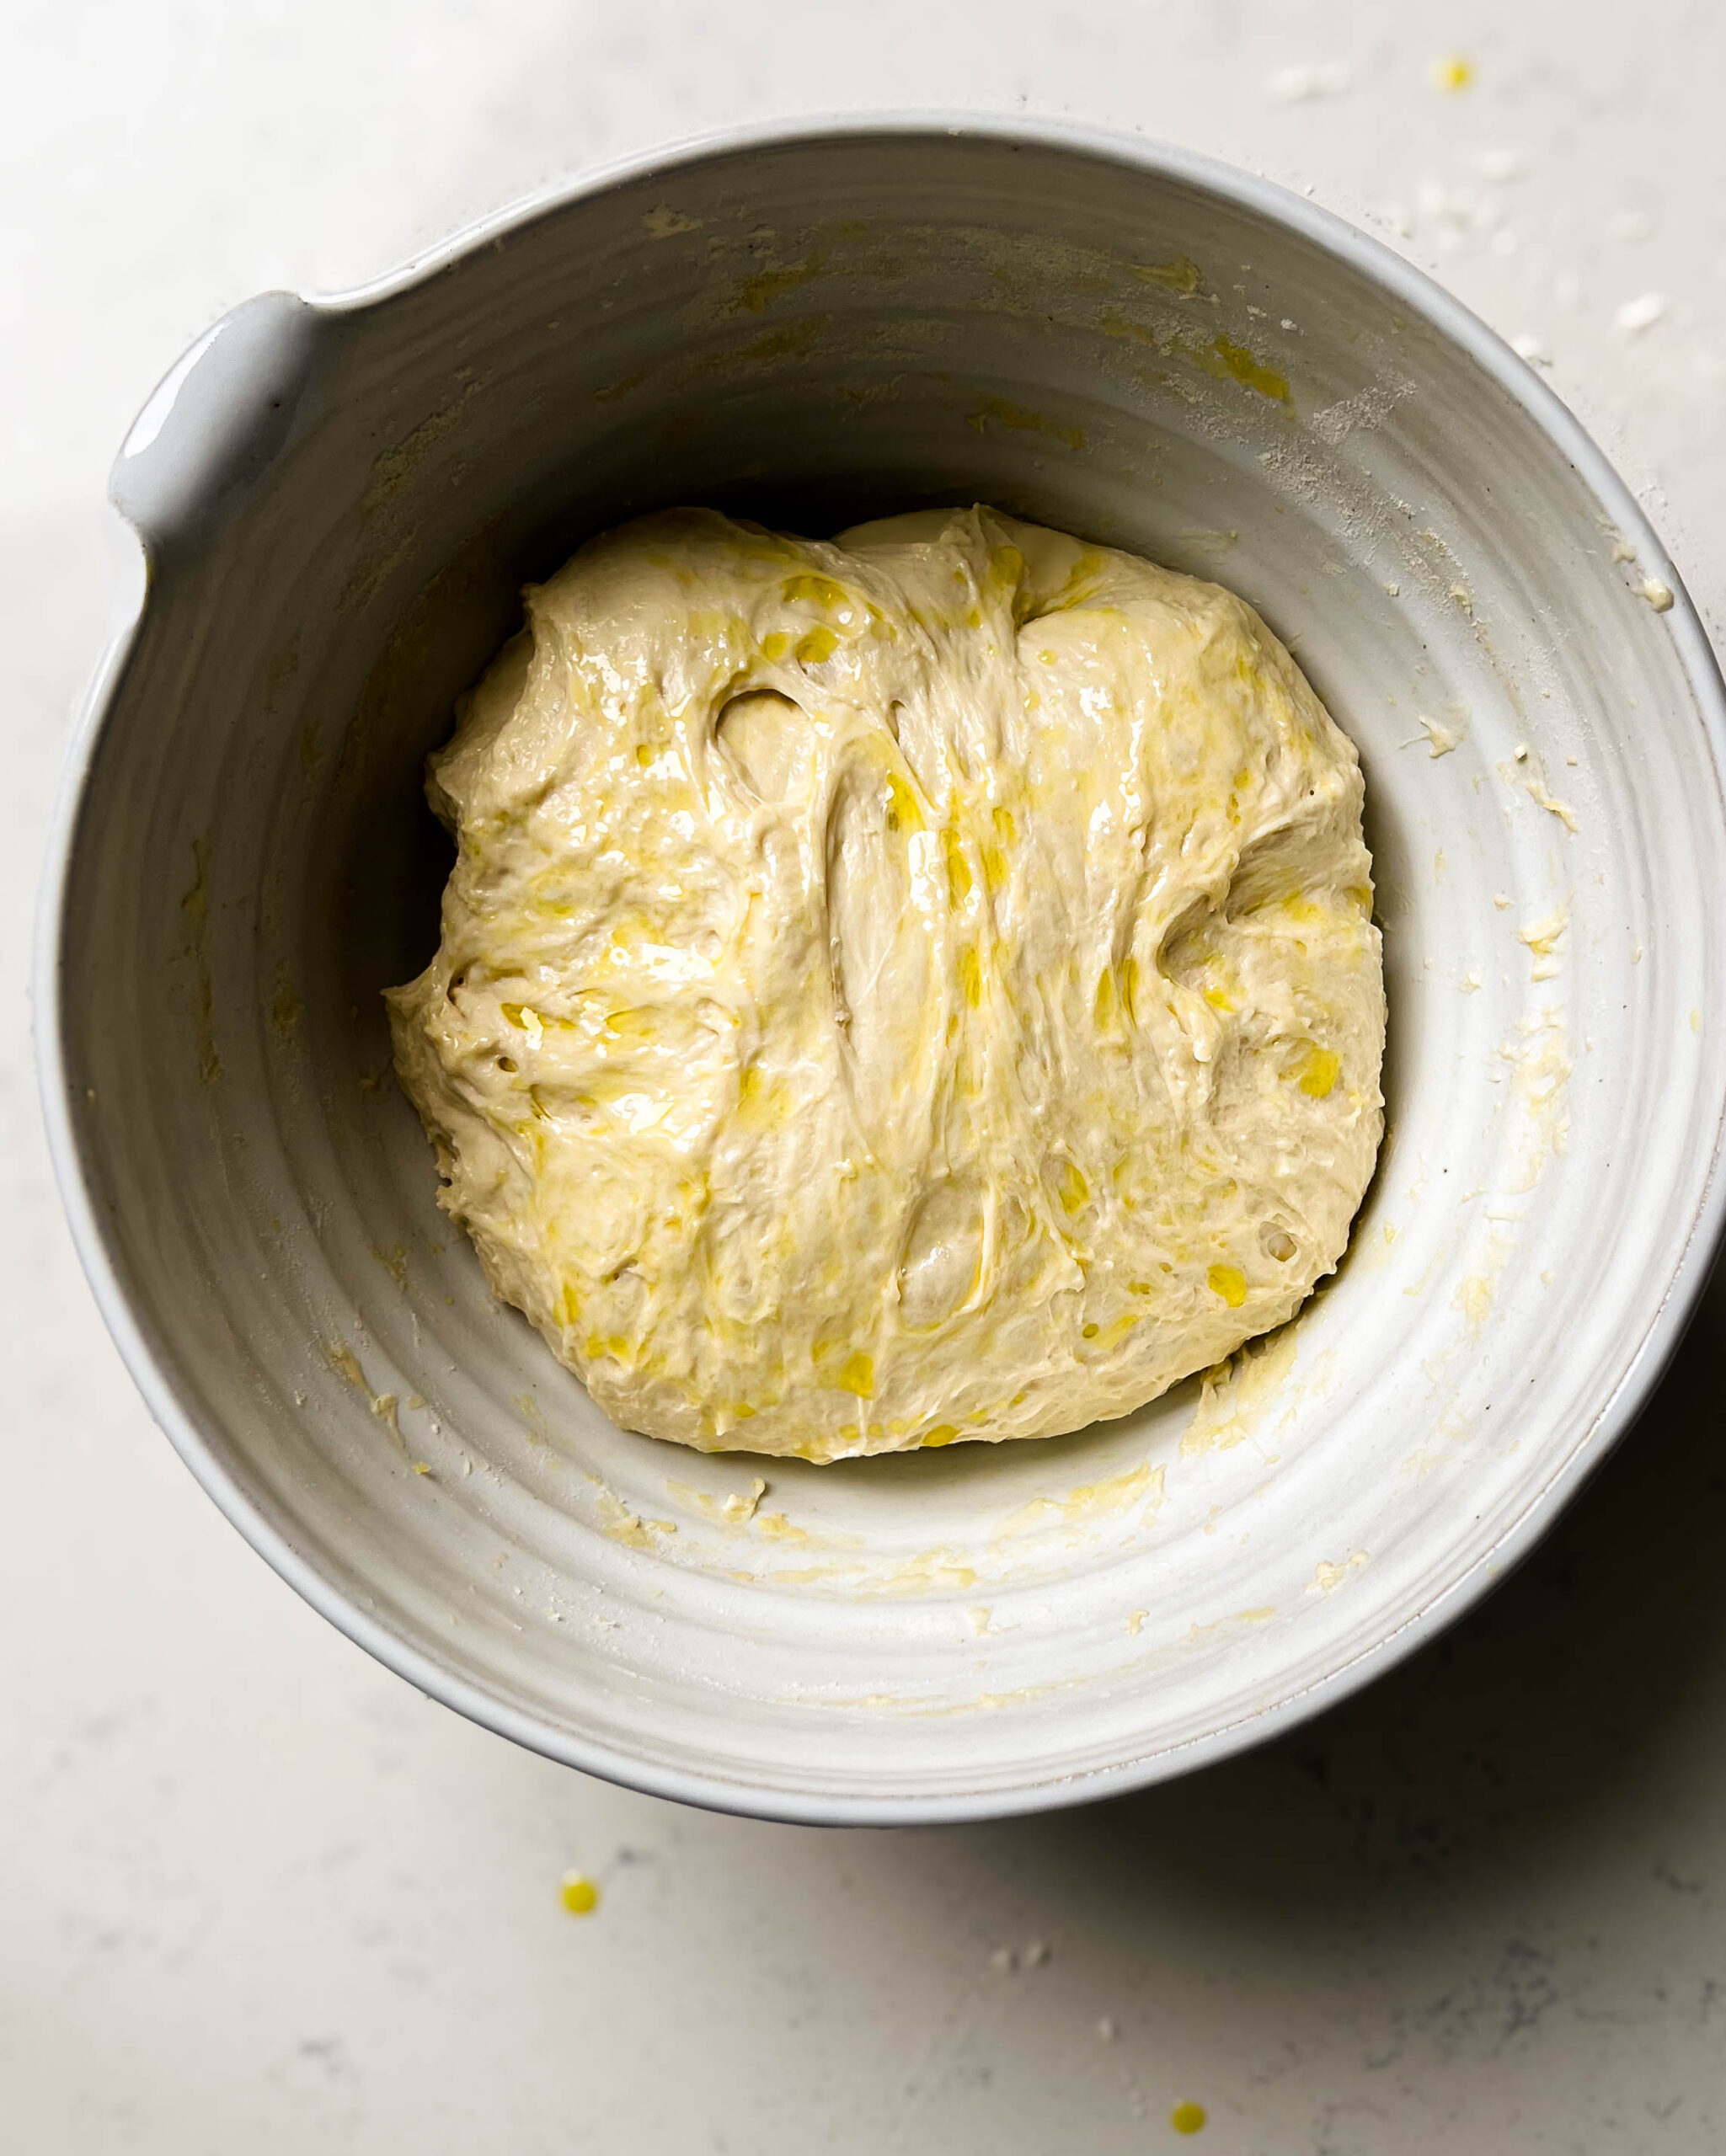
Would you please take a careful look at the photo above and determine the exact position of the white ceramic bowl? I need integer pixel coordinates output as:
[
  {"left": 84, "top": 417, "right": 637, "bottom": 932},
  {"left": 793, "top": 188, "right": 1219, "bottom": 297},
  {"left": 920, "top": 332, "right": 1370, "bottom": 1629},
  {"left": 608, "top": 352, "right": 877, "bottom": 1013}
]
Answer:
[{"left": 39, "top": 119, "right": 1726, "bottom": 1823}]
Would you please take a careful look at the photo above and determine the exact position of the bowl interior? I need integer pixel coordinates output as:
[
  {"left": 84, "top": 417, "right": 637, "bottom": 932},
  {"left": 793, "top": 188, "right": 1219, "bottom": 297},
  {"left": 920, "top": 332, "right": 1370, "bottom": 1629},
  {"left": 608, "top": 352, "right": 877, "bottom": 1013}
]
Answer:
[{"left": 55, "top": 127, "right": 1726, "bottom": 1817}]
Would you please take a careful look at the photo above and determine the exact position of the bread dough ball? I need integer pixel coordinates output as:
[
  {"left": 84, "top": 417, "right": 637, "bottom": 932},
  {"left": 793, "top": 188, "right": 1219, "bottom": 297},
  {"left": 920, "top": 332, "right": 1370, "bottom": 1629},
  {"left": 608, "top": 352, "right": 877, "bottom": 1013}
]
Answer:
[{"left": 387, "top": 506, "right": 1385, "bottom": 1462}]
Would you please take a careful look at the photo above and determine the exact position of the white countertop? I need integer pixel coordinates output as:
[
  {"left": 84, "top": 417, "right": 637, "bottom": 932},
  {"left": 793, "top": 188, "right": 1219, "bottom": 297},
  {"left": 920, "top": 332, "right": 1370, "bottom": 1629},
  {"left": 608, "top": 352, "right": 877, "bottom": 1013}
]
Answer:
[{"left": 6, "top": 3, "right": 1725, "bottom": 2148}]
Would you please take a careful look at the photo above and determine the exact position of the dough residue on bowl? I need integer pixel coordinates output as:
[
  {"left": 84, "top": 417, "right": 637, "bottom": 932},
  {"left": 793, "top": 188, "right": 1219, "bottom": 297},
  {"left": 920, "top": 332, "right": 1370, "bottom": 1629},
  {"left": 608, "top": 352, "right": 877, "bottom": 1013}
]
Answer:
[{"left": 387, "top": 505, "right": 1386, "bottom": 1461}]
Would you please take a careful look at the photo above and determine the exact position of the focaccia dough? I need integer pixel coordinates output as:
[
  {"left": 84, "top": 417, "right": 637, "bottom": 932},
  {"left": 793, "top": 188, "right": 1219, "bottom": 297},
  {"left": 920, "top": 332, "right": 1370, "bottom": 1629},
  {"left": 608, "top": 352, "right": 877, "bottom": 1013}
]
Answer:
[{"left": 387, "top": 506, "right": 1385, "bottom": 1462}]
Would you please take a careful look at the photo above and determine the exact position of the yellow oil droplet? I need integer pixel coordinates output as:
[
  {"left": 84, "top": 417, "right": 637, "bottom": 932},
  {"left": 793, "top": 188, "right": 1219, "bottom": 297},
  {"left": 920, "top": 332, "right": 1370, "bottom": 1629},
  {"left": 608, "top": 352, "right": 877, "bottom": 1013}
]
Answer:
[
  {"left": 885, "top": 771, "right": 923, "bottom": 833},
  {"left": 1121, "top": 955, "right": 1140, "bottom": 1020},
  {"left": 1429, "top": 52, "right": 1474, "bottom": 90},
  {"left": 837, "top": 1351, "right": 875, "bottom": 1399},
  {"left": 555, "top": 1283, "right": 581, "bottom": 1325},
  {"left": 783, "top": 571, "right": 847, "bottom": 609},
  {"left": 1171, "top": 2100, "right": 1207, "bottom": 2135},
  {"left": 559, "top": 1872, "right": 600, "bottom": 1915},
  {"left": 732, "top": 254, "right": 828, "bottom": 314},
  {"left": 1094, "top": 967, "right": 1118, "bottom": 1027},
  {"left": 759, "top": 630, "right": 790, "bottom": 661},
  {"left": 987, "top": 543, "right": 1024, "bottom": 586},
  {"left": 966, "top": 394, "right": 1086, "bottom": 451},
  {"left": 992, "top": 804, "right": 1017, "bottom": 843},
  {"left": 981, "top": 845, "right": 1009, "bottom": 893},
  {"left": 1134, "top": 254, "right": 1201, "bottom": 295},
  {"left": 1082, "top": 1321, "right": 1100, "bottom": 1339},
  {"left": 634, "top": 742, "right": 653, "bottom": 767},
  {"left": 1211, "top": 337, "right": 1290, "bottom": 403},
  {"left": 500, "top": 1002, "right": 528, "bottom": 1027},
  {"left": 943, "top": 826, "right": 974, "bottom": 904},
  {"left": 921, "top": 1423, "right": 959, "bottom": 1448},
  {"left": 1208, "top": 1263, "right": 1248, "bottom": 1309},
  {"left": 959, "top": 947, "right": 983, "bottom": 1007},
  {"left": 1203, "top": 987, "right": 1233, "bottom": 1013},
  {"left": 795, "top": 625, "right": 838, "bottom": 665},
  {"left": 1059, "top": 1161, "right": 1090, "bottom": 1216},
  {"left": 1297, "top": 1046, "right": 1341, "bottom": 1099}
]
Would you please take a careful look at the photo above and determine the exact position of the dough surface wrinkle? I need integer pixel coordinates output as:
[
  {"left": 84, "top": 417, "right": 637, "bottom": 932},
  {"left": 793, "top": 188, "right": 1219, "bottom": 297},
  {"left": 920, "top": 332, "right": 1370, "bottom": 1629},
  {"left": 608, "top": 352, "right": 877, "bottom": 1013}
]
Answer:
[{"left": 388, "top": 504, "right": 1386, "bottom": 1462}]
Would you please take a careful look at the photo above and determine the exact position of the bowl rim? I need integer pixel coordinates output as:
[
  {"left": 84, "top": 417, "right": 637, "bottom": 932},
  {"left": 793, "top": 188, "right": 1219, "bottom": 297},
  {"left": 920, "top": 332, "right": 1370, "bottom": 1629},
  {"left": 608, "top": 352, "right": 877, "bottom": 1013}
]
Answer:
[{"left": 35, "top": 109, "right": 1726, "bottom": 1827}]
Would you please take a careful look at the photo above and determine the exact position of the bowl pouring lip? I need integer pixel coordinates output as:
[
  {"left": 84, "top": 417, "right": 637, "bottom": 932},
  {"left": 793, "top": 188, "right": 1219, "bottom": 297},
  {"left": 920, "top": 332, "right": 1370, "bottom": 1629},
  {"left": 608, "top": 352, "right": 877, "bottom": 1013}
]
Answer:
[{"left": 34, "top": 111, "right": 1726, "bottom": 1827}]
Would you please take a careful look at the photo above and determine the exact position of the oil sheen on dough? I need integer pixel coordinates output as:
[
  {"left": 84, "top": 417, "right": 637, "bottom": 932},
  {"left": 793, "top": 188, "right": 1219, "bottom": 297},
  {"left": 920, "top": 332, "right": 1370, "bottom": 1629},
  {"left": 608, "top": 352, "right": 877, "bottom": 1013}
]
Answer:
[{"left": 388, "top": 507, "right": 1386, "bottom": 1463}]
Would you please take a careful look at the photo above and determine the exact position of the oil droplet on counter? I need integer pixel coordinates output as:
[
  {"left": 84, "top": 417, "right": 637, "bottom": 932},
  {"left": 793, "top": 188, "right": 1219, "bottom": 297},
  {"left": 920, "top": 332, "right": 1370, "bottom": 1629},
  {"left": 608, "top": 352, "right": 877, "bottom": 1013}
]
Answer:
[
  {"left": 1171, "top": 2099, "right": 1208, "bottom": 2134},
  {"left": 559, "top": 1871, "right": 600, "bottom": 1915},
  {"left": 1429, "top": 53, "right": 1474, "bottom": 91}
]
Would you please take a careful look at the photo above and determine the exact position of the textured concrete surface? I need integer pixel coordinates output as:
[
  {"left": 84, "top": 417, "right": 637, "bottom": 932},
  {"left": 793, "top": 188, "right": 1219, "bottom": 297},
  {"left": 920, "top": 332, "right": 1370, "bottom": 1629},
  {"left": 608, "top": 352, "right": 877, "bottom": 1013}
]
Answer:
[{"left": 5, "top": 3, "right": 1726, "bottom": 2148}]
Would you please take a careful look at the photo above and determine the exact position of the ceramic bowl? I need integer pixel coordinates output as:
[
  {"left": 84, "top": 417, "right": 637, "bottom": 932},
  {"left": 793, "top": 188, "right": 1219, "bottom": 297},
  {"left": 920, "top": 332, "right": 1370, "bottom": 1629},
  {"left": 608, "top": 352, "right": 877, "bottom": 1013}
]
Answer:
[{"left": 39, "top": 119, "right": 1726, "bottom": 1822}]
